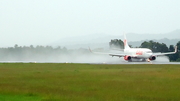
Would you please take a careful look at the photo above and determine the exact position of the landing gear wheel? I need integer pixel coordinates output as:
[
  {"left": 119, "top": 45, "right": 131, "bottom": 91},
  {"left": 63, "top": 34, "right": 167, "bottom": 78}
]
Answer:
[
  {"left": 128, "top": 60, "right": 132, "bottom": 62},
  {"left": 142, "top": 59, "right": 146, "bottom": 62}
]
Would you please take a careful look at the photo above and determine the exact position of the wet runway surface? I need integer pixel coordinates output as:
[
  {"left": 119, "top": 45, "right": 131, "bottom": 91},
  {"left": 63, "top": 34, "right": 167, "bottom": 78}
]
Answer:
[
  {"left": 0, "top": 61, "right": 179, "bottom": 64},
  {"left": 0, "top": 56, "right": 179, "bottom": 64}
]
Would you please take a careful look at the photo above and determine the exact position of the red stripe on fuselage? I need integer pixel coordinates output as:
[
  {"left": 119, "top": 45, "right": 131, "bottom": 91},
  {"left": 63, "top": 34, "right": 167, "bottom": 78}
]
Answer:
[
  {"left": 124, "top": 40, "right": 126, "bottom": 46},
  {"left": 136, "top": 50, "right": 143, "bottom": 55}
]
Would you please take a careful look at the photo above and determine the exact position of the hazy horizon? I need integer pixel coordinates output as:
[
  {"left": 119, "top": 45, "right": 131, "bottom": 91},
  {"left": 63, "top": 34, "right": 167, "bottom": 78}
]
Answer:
[{"left": 1, "top": 0, "right": 180, "bottom": 47}]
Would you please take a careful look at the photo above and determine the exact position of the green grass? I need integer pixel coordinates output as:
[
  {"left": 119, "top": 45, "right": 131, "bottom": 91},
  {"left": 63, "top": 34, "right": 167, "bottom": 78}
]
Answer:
[{"left": 0, "top": 63, "right": 180, "bottom": 101}]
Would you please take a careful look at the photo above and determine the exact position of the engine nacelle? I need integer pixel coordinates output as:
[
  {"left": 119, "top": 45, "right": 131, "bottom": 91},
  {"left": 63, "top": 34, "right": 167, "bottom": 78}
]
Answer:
[
  {"left": 124, "top": 55, "right": 132, "bottom": 61},
  {"left": 149, "top": 56, "right": 156, "bottom": 60}
]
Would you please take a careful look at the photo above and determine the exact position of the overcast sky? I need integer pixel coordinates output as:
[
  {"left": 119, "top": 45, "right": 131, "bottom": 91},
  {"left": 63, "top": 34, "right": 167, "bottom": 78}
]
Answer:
[{"left": 1, "top": 0, "right": 180, "bottom": 46}]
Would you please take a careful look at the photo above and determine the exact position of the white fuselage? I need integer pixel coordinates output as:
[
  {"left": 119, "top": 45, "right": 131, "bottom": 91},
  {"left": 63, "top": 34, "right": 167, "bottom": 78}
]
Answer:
[{"left": 124, "top": 48, "right": 153, "bottom": 59}]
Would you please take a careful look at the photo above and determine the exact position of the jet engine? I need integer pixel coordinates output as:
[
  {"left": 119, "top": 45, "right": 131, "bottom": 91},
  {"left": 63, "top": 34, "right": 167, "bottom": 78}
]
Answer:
[
  {"left": 124, "top": 55, "right": 132, "bottom": 61},
  {"left": 149, "top": 56, "right": 156, "bottom": 60}
]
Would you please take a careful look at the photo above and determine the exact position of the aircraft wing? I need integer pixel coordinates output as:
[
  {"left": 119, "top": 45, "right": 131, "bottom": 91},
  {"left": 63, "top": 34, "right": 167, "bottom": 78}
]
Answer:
[
  {"left": 152, "top": 46, "right": 177, "bottom": 56},
  {"left": 110, "top": 48, "right": 124, "bottom": 51},
  {"left": 109, "top": 53, "right": 126, "bottom": 57},
  {"left": 89, "top": 47, "right": 126, "bottom": 57}
]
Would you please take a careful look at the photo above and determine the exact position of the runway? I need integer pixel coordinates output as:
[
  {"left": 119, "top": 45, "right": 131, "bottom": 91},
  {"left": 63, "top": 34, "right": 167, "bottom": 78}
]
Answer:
[
  {"left": 0, "top": 61, "right": 180, "bottom": 64},
  {"left": 0, "top": 55, "right": 179, "bottom": 64}
]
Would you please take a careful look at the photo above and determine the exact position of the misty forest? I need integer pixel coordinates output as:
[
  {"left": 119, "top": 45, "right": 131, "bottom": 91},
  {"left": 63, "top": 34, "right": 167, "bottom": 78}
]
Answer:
[{"left": 0, "top": 40, "right": 180, "bottom": 62}]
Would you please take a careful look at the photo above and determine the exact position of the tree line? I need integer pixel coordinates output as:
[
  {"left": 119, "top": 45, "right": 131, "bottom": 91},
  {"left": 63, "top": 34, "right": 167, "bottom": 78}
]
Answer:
[
  {"left": 0, "top": 45, "right": 66, "bottom": 61},
  {"left": 109, "top": 39, "right": 180, "bottom": 62},
  {"left": 0, "top": 44, "right": 89, "bottom": 61},
  {"left": 0, "top": 40, "right": 179, "bottom": 62}
]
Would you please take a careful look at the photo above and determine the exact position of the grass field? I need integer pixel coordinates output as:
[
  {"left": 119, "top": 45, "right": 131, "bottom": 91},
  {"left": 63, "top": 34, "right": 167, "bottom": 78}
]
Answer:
[{"left": 0, "top": 63, "right": 180, "bottom": 101}]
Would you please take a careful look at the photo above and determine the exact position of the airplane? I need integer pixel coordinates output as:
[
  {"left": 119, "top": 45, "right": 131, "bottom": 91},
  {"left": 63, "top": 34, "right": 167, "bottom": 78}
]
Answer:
[{"left": 89, "top": 34, "right": 177, "bottom": 62}]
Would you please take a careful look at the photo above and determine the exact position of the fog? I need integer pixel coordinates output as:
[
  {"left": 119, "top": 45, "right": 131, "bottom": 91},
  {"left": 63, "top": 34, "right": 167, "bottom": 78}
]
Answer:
[
  {"left": 0, "top": 47, "right": 170, "bottom": 64},
  {"left": 1, "top": 0, "right": 180, "bottom": 47},
  {"left": 0, "top": 48, "right": 118, "bottom": 63}
]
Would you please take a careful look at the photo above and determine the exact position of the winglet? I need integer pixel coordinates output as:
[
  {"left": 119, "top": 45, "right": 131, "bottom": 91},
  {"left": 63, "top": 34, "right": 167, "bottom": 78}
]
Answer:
[
  {"left": 88, "top": 47, "right": 93, "bottom": 53},
  {"left": 175, "top": 46, "right": 178, "bottom": 53}
]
